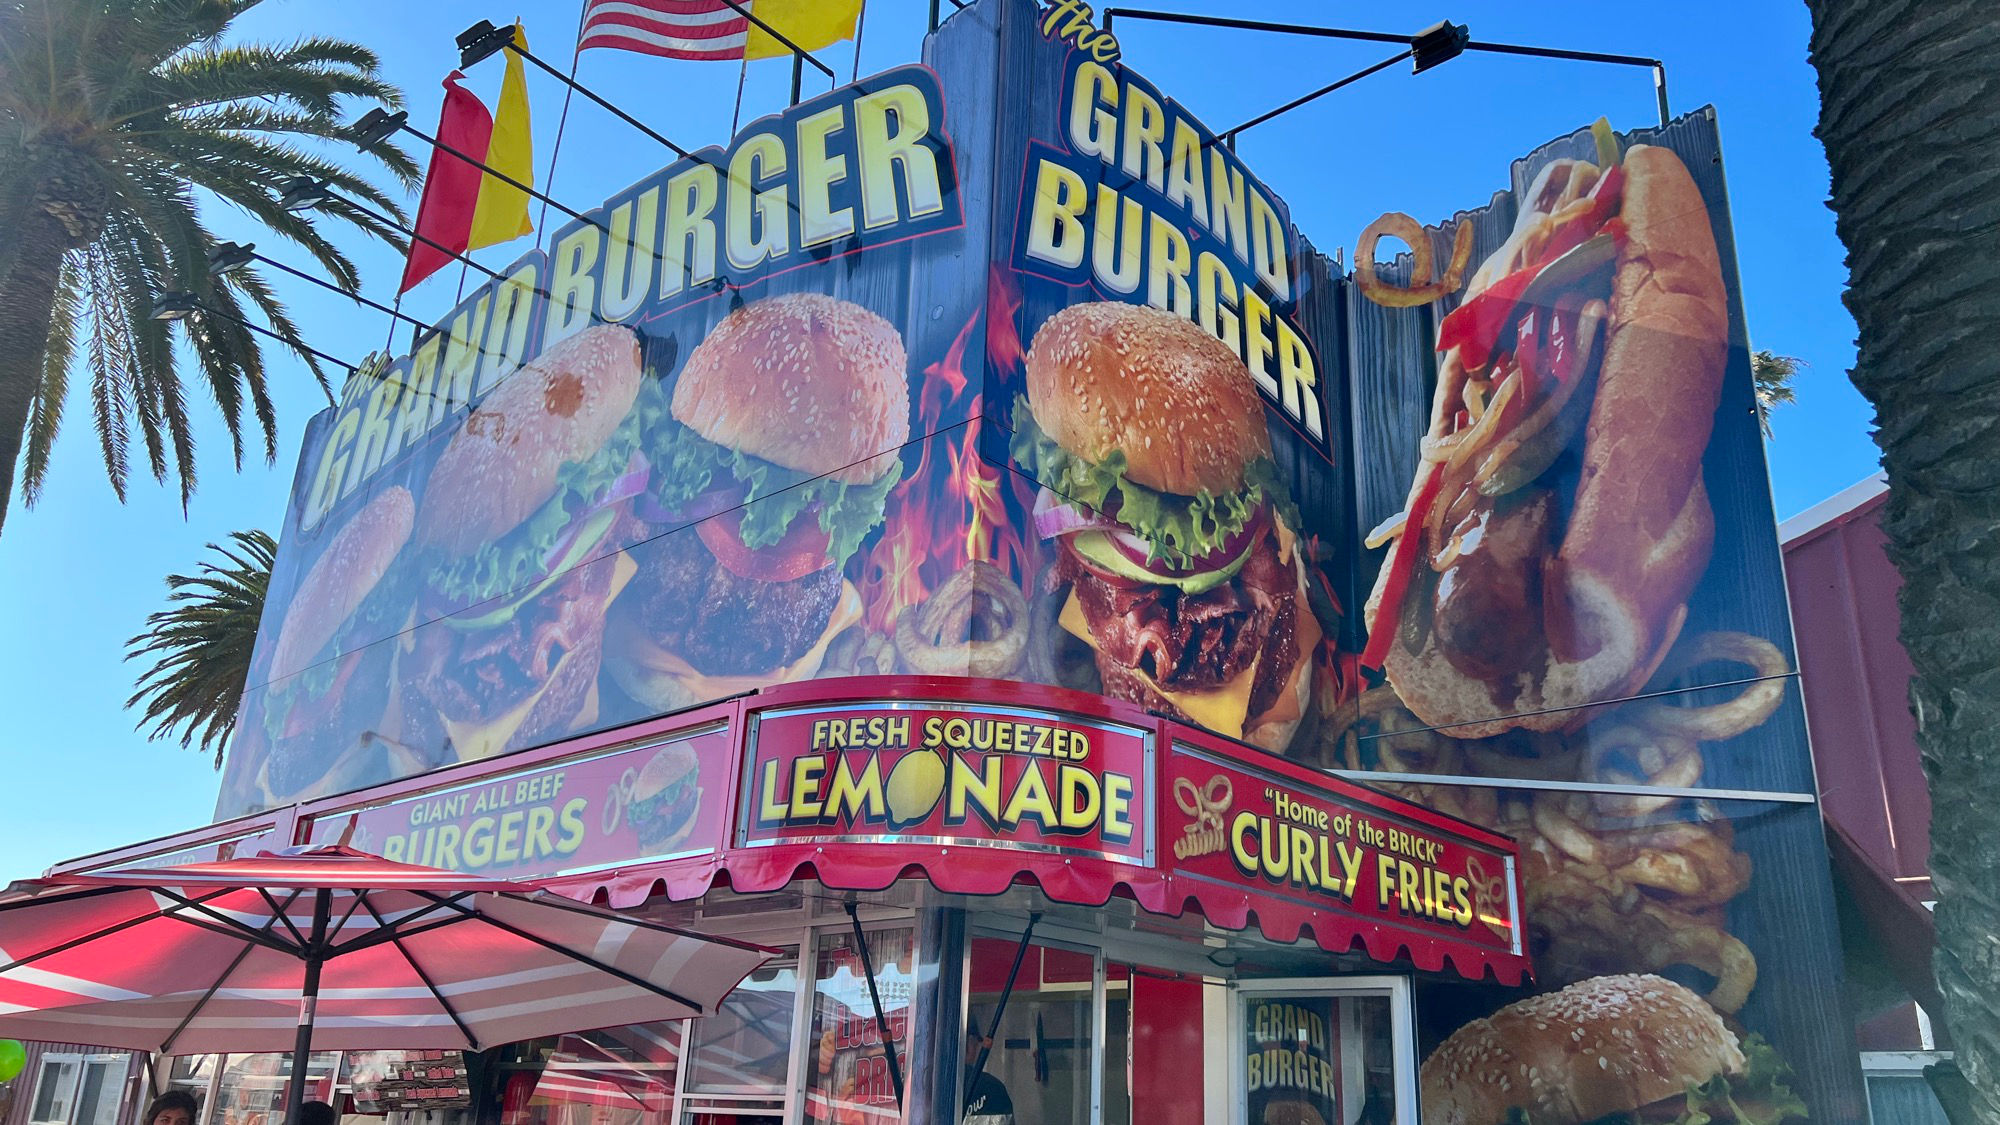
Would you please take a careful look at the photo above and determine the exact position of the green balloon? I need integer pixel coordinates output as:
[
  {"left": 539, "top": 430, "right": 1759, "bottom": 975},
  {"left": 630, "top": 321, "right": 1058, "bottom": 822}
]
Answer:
[{"left": 0, "top": 1040, "right": 24, "bottom": 1083}]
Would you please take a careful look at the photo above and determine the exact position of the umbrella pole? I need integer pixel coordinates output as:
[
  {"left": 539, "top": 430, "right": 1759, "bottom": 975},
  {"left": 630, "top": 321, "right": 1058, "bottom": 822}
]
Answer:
[{"left": 283, "top": 889, "right": 333, "bottom": 1125}]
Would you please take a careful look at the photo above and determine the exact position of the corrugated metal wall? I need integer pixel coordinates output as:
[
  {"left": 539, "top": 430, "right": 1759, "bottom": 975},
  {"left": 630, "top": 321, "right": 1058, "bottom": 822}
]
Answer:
[{"left": 0, "top": 1041, "right": 147, "bottom": 1125}]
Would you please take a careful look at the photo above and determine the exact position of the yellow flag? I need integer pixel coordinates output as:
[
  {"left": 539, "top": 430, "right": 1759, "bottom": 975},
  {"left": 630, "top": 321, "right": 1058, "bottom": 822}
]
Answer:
[
  {"left": 744, "top": 0, "right": 864, "bottom": 61},
  {"left": 469, "top": 23, "right": 534, "bottom": 251}
]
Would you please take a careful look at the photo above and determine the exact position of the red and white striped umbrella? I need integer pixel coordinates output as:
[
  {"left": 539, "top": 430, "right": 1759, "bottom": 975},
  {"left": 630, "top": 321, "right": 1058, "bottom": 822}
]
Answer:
[{"left": 0, "top": 847, "right": 771, "bottom": 1124}]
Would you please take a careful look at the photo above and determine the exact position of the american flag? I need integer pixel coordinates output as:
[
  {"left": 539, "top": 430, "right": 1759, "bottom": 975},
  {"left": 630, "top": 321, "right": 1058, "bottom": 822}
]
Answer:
[{"left": 580, "top": 0, "right": 753, "bottom": 61}]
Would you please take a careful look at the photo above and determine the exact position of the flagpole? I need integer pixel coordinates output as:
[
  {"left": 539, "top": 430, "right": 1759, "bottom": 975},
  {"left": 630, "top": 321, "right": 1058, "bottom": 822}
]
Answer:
[
  {"left": 730, "top": 55, "right": 750, "bottom": 134},
  {"left": 538, "top": 5, "right": 589, "bottom": 250},
  {"left": 851, "top": 0, "right": 869, "bottom": 83}
]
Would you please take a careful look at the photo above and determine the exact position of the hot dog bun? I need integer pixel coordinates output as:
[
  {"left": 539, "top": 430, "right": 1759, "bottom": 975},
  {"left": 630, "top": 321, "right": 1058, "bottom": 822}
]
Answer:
[
  {"left": 1419, "top": 974, "right": 1745, "bottom": 1125},
  {"left": 415, "top": 324, "right": 643, "bottom": 555},
  {"left": 1369, "top": 143, "right": 1728, "bottom": 738},
  {"left": 1552, "top": 144, "right": 1727, "bottom": 689},
  {"left": 269, "top": 485, "right": 414, "bottom": 682}
]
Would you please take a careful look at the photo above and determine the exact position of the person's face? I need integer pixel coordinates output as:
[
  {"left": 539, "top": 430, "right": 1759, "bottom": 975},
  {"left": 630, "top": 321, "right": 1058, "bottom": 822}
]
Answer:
[{"left": 153, "top": 1108, "right": 193, "bottom": 1125}]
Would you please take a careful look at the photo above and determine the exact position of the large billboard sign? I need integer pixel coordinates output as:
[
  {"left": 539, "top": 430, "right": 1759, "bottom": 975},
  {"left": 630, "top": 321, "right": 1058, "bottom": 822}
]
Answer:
[{"left": 221, "top": 0, "right": 1857, "bottom": 1118}]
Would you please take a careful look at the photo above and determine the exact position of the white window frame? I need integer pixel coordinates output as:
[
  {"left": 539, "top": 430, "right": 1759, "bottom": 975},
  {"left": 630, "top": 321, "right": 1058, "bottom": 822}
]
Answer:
[
  {"left": 28, "top": 1054, "right": 83, "bottom": 1125},
  {"left": 1229, "top": 977, "right": 1418, "bottom": 1125},
  {"left": 667, "top": 895, "right": 921, "bottom": 1125},
  {"left": 963, "top": 918, "right": 1114, "bottom": 1125},
  {"left": 27, "top": 1052, "right": 130, "bottom": 1125}
]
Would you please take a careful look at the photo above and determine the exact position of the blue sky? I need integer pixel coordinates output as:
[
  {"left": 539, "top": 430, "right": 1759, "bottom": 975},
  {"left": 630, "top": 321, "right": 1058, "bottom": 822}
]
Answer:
[{"left": 0, "top": 0, "right": 1875, "bottom": 876}]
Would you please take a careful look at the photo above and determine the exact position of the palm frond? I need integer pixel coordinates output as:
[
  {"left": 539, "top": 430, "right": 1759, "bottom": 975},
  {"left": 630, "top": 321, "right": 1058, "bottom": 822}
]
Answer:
[
  {"left": 222, "top": 264, "right": 326, "bottom": 412},
  {"left": 0, "top": 0, "right": 407, "bottom": 532},
  {"left": 81, "top": 246, "right": 135, "bottom": 501},
  {"left": 21, "top": 257, "right": 82, "bottom": 506},
  {"left": 1751, "top": 350, "right": 1805, "bottom": 440},
  {"left": 126, "top": 528, "right": 277, "bottom": 767},
  {"left": 122, "top": 37, "right": 401, "bottom": 122}
]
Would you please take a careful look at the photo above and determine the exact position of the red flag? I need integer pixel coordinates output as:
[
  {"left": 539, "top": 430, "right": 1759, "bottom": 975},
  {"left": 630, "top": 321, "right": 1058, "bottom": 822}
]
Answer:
[{"left": 400, "top": 72, "right": 495, "bottom": 294}]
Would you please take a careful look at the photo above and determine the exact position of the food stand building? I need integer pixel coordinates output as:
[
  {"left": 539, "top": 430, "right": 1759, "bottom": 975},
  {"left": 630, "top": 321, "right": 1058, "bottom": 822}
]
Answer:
[{"left": 39, "top": 1, "right": 1865, "bottom": 1123}]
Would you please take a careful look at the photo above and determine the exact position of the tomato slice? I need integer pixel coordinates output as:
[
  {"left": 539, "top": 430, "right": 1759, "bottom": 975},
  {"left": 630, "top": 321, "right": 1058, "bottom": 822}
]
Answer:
[
  {"left": 1361, "top": 463, "right": 1445, "bottom": 673},
  {"left": 697, "top": 509, "right": 833, "bottom": 583}
]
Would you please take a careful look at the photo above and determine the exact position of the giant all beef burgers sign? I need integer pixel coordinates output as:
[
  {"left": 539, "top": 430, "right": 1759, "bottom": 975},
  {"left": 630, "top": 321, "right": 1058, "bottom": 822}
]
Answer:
[{"left": 223, "top": 0, "right": 1857, "bottom": 1119}]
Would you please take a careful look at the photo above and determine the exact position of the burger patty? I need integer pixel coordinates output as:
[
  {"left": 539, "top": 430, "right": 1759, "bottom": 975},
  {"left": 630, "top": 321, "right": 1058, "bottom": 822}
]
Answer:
[
  {"left": 1059, "top": 528, "right": 1299, "bottom": 717},
  {"left": 411, "top": 550, "right": 616, "bottom": 723},
  {"left": 627, "top": 529, "right": 843, "bottom": 674}
]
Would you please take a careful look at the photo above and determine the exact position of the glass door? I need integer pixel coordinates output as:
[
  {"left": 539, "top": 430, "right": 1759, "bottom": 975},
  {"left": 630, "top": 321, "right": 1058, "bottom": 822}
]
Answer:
[{"left": 1231, "top": 979, "right": 1415, "bottom": 1125}]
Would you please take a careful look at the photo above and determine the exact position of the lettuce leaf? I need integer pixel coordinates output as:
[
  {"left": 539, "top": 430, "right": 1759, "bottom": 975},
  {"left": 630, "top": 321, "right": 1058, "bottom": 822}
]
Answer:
[
  {"left": 645, "top": 407, "right": 900, "bottom": 572},
  {"left": 430, "top": 398, "right": 646, "bottom": 607},
  {"left": 1007, "top": 394, "right": 1297, "bottom": 567},
  {"left": 1494, "top": 1036, "right": 1807, "bottom": 1125}
]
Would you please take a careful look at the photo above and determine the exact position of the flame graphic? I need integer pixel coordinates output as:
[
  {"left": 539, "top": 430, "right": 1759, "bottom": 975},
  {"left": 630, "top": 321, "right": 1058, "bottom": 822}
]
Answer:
[{"left": 859, "top": 270, "right": 1040, "bottom": 635}]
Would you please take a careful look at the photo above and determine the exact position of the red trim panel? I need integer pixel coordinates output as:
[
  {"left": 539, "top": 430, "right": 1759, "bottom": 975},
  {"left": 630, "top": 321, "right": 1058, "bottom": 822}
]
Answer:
[{"left": 58, "top": 676, "right": 1530, "bottom": 985}]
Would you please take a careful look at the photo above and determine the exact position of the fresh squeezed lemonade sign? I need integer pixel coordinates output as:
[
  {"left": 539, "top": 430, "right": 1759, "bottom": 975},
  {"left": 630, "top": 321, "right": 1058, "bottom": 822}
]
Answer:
[{"left": 741, "top": 702, "right": 1150, "bottom": 861}]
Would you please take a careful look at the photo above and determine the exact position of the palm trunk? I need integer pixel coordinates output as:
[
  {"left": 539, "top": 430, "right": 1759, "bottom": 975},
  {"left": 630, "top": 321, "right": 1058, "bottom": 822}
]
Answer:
[
  {"left": 0, "top": 206, "right": 73, "bottom": 535},
  {"left": 1804, "top": 2, "right": 2000, "bottom": 1121}
]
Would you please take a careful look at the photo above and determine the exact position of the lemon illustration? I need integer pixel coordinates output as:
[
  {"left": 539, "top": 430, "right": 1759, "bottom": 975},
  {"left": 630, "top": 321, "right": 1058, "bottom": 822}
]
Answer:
[{"left": 885, "top": 749, "right": 947, "bottom": 830}]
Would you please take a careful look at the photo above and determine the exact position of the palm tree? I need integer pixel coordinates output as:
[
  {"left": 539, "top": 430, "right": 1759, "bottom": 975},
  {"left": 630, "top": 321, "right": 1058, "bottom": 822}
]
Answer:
[
  {"left": 1805, "top": 1, "right": 2000, "bottom": 1120},
  {"left": 126, "top": 529, "right": 274, "bottom": 767},
  {"left": 0, "top": 0, "right": 415, "bottom": 535},
  {"left": 1751, "top": 349, "right": 1802, "bottom": 439}
]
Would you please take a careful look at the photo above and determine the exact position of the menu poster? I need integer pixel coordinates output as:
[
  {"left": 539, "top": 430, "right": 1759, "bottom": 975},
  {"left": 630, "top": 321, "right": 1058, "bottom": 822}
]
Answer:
[
  {"left": 806, "top": 928, "right": 916, "bottom": 1125},
  {"left": 1246, "top": 997, "right": 1342, "bottom": 1125}
]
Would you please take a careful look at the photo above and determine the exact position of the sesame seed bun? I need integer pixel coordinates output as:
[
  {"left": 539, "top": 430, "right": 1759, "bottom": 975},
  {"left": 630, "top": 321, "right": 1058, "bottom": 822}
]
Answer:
[
  {"left": 1418, "top": 974, "right": 1745, "bottom": 1125},
  {"left": 1024, "top": 302, "right": 1272, "bottom": 498},
  {"left": 1261, "top": 1099, "right": 1326, "bottom": 1125},
  {"left": 416, "top": 324, "right": 644, "bottom": 556},
  {"left": 672, "top": 293, "right": 911, "bottom": 484},
  {"left": 270, "top": 485, "right": 414, "bottom": 682}
]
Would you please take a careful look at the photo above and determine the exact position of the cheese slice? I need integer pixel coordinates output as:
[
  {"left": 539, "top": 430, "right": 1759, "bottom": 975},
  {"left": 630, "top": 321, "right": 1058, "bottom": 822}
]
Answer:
[
  {"left": 619, "top": 581, "right": 864, "bottom": 698},
  {"left": 1059, "top": 590, "right": 1259, "bottom": 739},
  {"left": 442, "top": 551, "right": 637, "bottom": 762}
]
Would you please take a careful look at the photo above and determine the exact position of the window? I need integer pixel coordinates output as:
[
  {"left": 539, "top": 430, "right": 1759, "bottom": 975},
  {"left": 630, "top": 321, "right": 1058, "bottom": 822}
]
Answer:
[
  {"left": 211, "top": 1053, "right": 341, "bottom": 1125},
  {"left": 73, "top": 1060, "right": 122, "bottom": 1125},
  {"left": 965, "top": 937, "right": 1103, "bottom": 1125},
  {"left": 27, "top": 1054, "right": 130, "bottom": 1125},
  {"left": 804, "top": 927, "right": 914, "bottom": 1125},
  {"left": 498, "top": 1025, "right": 683, "bottom": 1125},
  {"left": 1234, "top": 980, "right": 1416, "bottom": 1125},
  {"left": 29, "top": 1058, "right": 79, "bottom": 1125},
  {"left": 685, "top": 947, "right": 802, "bottom": 1095}
]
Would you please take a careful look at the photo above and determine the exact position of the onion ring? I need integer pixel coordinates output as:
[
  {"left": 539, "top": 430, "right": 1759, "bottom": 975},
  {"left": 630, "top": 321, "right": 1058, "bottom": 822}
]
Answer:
[
  {"left": 1355, "top": 214, "right": 1475, "bottom": 308},
  {"left": 894, "top": 561, "right": 1029, "bottom": 678},
  {"left": 1463, "top": 729, "right": 1584, "bottom": 782},
  {"left": 1632, "top": 632, "right": 1789, "bottom": 741},
  {"left": 1583, "top": 725, "right": 1703, "bottom": 816}
]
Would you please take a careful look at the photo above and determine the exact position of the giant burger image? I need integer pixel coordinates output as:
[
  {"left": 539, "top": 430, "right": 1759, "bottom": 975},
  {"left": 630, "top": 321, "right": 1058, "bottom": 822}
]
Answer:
[
  {"left": 1012, "top": 301, "right": 1318, "bottom": 752},
  {"left": 1420, "top": 974, "right": 1805, "bottom": 1125},
  {"left": 400, "top": 324, "right": 646, "bottom": 762},
  {"left": 607, "top": 293, "right": 909, "bottom": 710},
  {"left": 1361, "top": 128, "right": 1729, "bottom": 738},
  {"left": 248, "top": 484, "right": 416, "bottom": 805}
]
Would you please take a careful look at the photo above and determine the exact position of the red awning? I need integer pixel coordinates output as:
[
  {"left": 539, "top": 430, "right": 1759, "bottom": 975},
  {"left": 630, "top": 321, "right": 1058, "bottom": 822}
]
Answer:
[{"left": 1824, "top": 816, "right": 1941, "bottom": 1023}]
